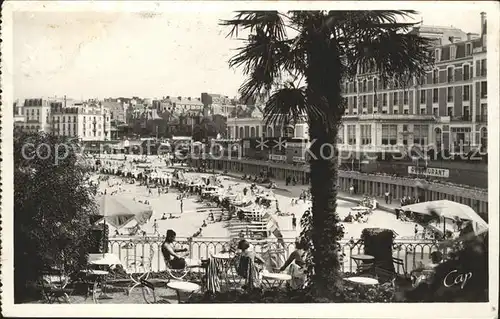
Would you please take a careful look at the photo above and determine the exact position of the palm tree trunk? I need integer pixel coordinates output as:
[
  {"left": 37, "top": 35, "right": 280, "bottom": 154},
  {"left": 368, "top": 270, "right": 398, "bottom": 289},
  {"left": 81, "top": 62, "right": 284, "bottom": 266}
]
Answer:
[
  {"left": 304, "top": 29, "right": 345, "bottom": 298},
  {"left": 307, "top": 121, "right": 343, "bottom": 296}
]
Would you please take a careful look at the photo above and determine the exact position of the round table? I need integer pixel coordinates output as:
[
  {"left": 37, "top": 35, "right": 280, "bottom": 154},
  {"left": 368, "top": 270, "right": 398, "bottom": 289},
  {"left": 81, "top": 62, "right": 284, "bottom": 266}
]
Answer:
[
  {"left": 212, "top": 253, "right": 232, "bottom": 260},
  {"left": 88, "top": 253, "right": 123, "bottom": 266},
  {"left": 262, "top": 272, "right": 292, "bottom": 288},
  {"left": 345, "top": 276, "right": 379, "bottom": 285},
  {"left": 79, "top": 270, "right": 110, "bottom": 303},
  {"left": 167, "top": 281, "right": 201, "bottom": 303}
]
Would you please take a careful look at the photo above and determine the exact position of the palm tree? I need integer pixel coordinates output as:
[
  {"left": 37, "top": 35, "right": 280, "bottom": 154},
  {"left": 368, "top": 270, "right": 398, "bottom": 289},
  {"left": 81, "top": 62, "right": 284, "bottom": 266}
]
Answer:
[{"left": 222, "top": 11, "right": 433, "bottom": 298}]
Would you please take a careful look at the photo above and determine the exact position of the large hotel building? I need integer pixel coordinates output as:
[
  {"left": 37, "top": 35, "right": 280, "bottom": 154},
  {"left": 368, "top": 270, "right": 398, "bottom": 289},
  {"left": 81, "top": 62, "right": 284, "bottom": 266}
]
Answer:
[
  {"left": 339, "top": 12, "right": 488, "bottom": 158},
  {"left": 220, "top": 13, "right": 488, "bottom": 189}
]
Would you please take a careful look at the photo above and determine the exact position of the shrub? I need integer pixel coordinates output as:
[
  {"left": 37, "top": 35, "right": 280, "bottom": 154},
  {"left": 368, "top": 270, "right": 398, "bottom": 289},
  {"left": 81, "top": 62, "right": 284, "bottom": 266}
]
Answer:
[
  {"left": 405, "top": 232, "right": 488, "bottom": 302},
  {"left": 14, "top": 131, "right": 98, "bottom": 302},
  {"left": 361, "top": 228, "right": 395, "bottom": 272}
]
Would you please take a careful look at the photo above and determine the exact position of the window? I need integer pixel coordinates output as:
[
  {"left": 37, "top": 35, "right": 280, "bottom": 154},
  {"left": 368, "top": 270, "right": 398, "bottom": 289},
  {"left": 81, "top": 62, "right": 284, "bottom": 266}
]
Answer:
[
  {"left": 345, "top": 82, "right": 349, "bottom": 93},
  {"left": 450, "top": 45, "right": 457, "bottom": 60},
  {"left": 403, "top": 91, "right": 409, "bottom": 105},
  {"left": 362, "top": 96, "right": 367, "bottom": 108},
  {"left": 480, "top": 81, "right": 487, "bottom": 98},
  {"left": 433, "top": 88, "right": 438, "bottom": 103},
  {"left": 447, "top": 87, "right": 454, "bottom": 102},
  {"left": 420, "top": 90, "right": 426, "bottom": 104},
  {"left": 381, "top": 125, "right": 397, "bottom": 145},
  {"left": 435, "top": 128, "right": 442, "bottom": 148},
  {"left": 382, "top": 93, "right": 387, "bottom": 106},
  {"left": 363, "top": 80, "right": 367, "bottom": 92},
  {"left": 354, "top": 81, "right": 357, "bottom": 93},
  {"left": 463, "top": 64, "right": 470, "bottom": 80},
  {"left": 447, "top": 106, "right": 453, "bottom": 117},
  {"left": 360, "top": 125, "right": 372, "bottom": 145},
  {"left": 466, "top": 43, "right": 472, "bottom": 56},
  {"left": 62, "top": 116, "right": 65, "bottom": 122},
  {"left": 373, "top": 78, "right": 378, "bottom": 91},
  {"left": 433, "top": 107, "right": 438, "bottom": 117},
  {"left": 393, "top": 92, "right": 398, "bottom": 105},
  {"left": 413, "top": 125, "right": 429, "bottom": 145},
  {"left": 447, "top": 66, "right": 454, "bottom": 82},
  {"left": 480, "top": 59, "right": 486, "bottom": 76},
  {"left": 421, "top": 107, "right": 427, "bottom": 115},
  {"left": 433, "top": 69, "right": 439, "bottom": 84},
  {"left": 353, "top": 96, "right": 358, "bottom": 109},
  {"left": 373, "top": 94, "right": 378, "bottom": 107},
  {"left": 435, "top": 48, "right": 441, "bottom": 62},
  {"left": 403, "top": 109, "right": 409, "bottom": 114},
  {"left": 338, "top": 125, "right": 344, "bottom": 144},
  {"left": 393, "top": 109, "right": 399, "bottom": 114},
  {"left": 347, "top": 125, "right": 357, "bottom": 145},
  {"left": 463, "top": 85, "right": 470, "bottom": 101}
]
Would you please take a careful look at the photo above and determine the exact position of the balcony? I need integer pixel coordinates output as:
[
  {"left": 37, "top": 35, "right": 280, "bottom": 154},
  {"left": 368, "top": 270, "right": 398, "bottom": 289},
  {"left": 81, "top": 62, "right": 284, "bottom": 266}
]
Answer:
[
  {"left": 107, "top": 237, "right": 440, "bottom": 275},
  {"left": 358, "top": 114, "right": 435, "bottom": 121},
  {"left": 450, "top": 115, "right": 472, "bottom": 122},
  {"left": 476, "top": 115, "right": 488, "bottom": 123}
]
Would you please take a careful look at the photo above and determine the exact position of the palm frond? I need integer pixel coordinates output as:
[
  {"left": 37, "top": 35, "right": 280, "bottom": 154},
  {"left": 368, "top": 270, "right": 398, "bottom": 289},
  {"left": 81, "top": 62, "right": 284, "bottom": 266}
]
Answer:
[
  {"left": 346, "top": 30, "right": 434, "bottom": 84},
  {"left": 263, "top": 84, "right": 312, "bottom": 127},
  {"left": 220, "top": 11, "right": 287, "bottom": 40}
]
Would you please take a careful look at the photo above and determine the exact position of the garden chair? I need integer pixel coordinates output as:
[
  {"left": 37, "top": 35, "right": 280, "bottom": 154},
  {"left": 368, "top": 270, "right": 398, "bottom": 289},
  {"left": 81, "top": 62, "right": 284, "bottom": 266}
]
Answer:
[
  {"left": 373, "top": 257, "right": 411, "bottom": 286},
  {"left": 38, "top": 271, "right": 73, "bottom": 304}
]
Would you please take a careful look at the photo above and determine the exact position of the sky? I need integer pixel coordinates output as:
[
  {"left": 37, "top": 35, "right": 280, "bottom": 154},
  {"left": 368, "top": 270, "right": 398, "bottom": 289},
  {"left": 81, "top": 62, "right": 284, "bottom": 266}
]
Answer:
[{"left": 13, "top": 4, "right": 487, "bottom": 101}]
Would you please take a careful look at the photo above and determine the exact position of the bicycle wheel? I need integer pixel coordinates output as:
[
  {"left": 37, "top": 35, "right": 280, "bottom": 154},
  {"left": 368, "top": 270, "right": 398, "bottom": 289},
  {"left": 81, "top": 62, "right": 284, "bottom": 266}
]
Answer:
[{"left": 141, "top": 285, "right": 156, "bottom": 304}]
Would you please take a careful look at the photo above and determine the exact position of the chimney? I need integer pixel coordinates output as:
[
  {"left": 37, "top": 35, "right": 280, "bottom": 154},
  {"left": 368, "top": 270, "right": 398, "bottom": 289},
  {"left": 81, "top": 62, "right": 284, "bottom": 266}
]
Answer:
[
  {"left": 480, "top": 12, "right": 486, "bottom": 35},
  {"left": 64, "top": 95, "right": 67, "bottom": 108}
]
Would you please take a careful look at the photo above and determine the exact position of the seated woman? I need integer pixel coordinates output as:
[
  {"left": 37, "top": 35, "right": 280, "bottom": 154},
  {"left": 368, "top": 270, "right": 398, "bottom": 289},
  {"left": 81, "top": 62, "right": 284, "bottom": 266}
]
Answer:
[
  {"left": 411, "top": 251, "right": 443, "bottom": 287},
  {"left": 235, "top": 240, "right": 265, "bottom": 288},
  {"left": 278, "top": 239, "right": 308, "bottom": 289},
  {"left": 161, "top": 229, "right": 191, "bottom": 269},
  {"left": 238, "top": 239, "right": 265, "bottom": 264}
]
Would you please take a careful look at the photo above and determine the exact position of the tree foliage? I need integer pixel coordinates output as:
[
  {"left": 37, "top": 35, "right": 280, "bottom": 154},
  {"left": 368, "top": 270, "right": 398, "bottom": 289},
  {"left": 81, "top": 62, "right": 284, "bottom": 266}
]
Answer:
[
  {"left": 223, "top": 10, "right": 433, "bottom": 299},
  {"left": 14, "top": 130, "right": 98, "bottom": 301}
]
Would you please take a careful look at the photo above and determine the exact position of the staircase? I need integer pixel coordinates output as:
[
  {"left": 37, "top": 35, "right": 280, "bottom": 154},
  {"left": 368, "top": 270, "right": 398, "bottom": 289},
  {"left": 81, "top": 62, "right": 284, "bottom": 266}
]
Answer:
[{"left": 227, "top": 211, "right": 271, "bottom": 240}]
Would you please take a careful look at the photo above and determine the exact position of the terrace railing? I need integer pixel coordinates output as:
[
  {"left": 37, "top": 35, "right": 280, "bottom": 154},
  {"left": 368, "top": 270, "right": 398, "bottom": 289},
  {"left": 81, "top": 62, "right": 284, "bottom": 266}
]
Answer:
[{"left": 108, "top": 236, "right": 440, "bottom": 275}]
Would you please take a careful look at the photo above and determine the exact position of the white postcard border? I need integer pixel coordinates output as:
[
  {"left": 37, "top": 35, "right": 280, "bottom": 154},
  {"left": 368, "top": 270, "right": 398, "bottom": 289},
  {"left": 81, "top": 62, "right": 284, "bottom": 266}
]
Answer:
[{"left": 1, "top": 1, "right": 498, "bottom": 318}]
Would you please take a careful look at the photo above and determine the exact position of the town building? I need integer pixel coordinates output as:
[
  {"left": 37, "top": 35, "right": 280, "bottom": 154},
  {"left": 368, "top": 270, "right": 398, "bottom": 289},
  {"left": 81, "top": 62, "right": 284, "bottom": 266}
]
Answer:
[
  {"left": 201, "top": 92, "right": 237, "bottom": 117},
  {"left": 17, "top": 97, "right": 111, "bottom": 141},
  {"left": 50, "top": 100, "right": 111, "bottom": 141},
  {"left": 339, "top": 12, "right": 488, "bottom": 159}
]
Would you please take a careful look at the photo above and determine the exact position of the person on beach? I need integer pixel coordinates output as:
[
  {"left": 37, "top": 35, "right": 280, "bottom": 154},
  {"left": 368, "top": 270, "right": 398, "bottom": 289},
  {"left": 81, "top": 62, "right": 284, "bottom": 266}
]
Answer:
[{"left": 153, "top": 219, "right": 159, "bottom": 235}]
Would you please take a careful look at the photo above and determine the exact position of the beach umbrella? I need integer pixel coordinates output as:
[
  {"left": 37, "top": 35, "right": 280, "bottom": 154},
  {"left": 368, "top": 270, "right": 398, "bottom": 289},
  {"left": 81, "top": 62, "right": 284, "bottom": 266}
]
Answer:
[
  {"left": 96, "top": 195, "right": 153, "bottom": 254},
  {"left": 401, "top": 200, "right": 487, "bottom": 236}
]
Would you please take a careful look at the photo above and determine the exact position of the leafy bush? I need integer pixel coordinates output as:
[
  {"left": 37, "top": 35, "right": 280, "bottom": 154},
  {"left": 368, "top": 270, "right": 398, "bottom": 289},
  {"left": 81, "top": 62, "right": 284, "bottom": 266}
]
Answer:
[
  {"left": 361, "top": 228, "right": 395, "bottom": 272},
  {"left": 14, "top": 131, "right": 98, "bottom": 302},
  {"left": 405, "top": 232, "right": 488, "bottom": 302},
  {"left": 187, "top": 278, "right": 398, "bottom": 303}
]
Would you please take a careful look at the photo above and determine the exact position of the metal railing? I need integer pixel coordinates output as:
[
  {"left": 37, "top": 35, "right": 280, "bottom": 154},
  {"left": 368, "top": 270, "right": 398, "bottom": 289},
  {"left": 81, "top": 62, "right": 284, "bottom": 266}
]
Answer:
[{"left": 107, "top": 236, "right": 440, "bottom": 275}]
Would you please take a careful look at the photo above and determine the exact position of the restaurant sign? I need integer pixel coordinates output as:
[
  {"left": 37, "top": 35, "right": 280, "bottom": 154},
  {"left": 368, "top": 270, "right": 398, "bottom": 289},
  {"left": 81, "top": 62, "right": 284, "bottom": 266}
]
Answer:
[
  {"left": 408, "top": 166, "right": 450, "bottom": 178},
  {"left": 269, "top": 154, "right": 287, "bottom": 162}
]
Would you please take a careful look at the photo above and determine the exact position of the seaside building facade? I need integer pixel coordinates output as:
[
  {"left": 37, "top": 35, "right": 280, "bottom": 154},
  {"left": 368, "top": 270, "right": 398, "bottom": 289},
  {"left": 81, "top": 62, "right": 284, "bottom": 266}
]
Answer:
[{"left": 17, "top": 97, "right": 111, "bottom": 141}]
